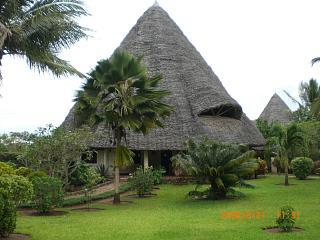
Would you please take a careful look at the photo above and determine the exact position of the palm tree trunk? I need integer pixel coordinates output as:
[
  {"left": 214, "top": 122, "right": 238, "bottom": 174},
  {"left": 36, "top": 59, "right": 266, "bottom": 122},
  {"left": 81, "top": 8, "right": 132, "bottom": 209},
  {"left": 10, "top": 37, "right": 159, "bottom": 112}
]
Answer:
[
  {"left": 113, "top": 133, "right": 121, "bottom": 204},
  {"left": 284, "top": 158, "right": 289, "bottom": 186},
  {"left": 113, "top": 165, "right": 120, "bottom": 204}
]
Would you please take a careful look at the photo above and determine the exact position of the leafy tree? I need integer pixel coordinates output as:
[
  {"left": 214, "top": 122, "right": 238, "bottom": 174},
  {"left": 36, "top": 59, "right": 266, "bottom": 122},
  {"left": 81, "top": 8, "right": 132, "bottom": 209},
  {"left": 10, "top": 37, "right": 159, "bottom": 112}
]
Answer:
[
  {"left": 75, "top": 51, "right": 174, "bottom": 203},
  {"left": 285, "top": 79, "right": 320, "bottom": 121},
  {"left": 297, "top": 121, "right": 320, "bottom": 160},
  {"left": 22, "top": 125, "right": 94, "bottom": 189},
  {"left": 0, "top": 132, "right": 35, "bottom": 166},
  {"left": 0, "top": 0, "right": 88, "bottom": 80},
  {"left": 172, "top": 139, "right": 259, "bottom": 199},
  {"left": 266, "top": 123, "right": 305, "bottom": 185},
  {"left": 256, "top": 118, "right": 272, "bottom": 139}
]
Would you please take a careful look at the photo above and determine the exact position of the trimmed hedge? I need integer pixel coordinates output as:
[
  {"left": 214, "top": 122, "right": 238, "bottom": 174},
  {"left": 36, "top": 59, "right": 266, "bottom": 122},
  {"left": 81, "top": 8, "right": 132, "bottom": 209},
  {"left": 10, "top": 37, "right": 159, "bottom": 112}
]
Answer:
[{"left": 62, "top": 183, "right": 131, "bottom": 207}]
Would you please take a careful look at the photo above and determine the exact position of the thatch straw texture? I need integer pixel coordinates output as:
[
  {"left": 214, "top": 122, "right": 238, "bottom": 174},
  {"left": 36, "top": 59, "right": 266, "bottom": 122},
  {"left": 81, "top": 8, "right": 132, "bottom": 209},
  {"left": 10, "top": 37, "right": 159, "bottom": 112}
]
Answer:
[
  {"left": 63, "top": 5, "right": 265, "bottom": 149},
  {"left": 259, "top": 93, "right": 292, "bottom": 125}
]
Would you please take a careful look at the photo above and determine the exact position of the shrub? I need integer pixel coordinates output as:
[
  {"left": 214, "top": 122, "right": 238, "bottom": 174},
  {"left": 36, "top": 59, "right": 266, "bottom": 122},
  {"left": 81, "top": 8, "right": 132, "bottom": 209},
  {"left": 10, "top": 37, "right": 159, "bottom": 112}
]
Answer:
[
  {"left": 0, "top": 175, "right": 33, "bottom": 206},
  {"left": 83, "top": 168, "right": 102, "bottom": 209},
  {"left": 15, "top": 167, "right": 33, "bottom": 177},
  {"left": 276, "top": 206, "right": 296, "bottom": 232},
  {"left": 28, "top": 170, "right": 47, "bottom": 180},
  {"left": 95, "top": 164, "right": 110, "bottom": 180},
  {"left": 172, "top": 139, "right": 258, "bottom": 199},
  {"left": 291, "top": 157, "right": 313, "bottom": 180},
  {"left": 70, "top": 164, "right": 95, "bottom": 187},
  {"left": 152, "top": 167, "right": 166, "bottom": 185},
  {"left": 0, "top": 175, "right": 33, "bottom": 238},
  {"left": 256, "top": 159, "right": 268, "bottom": 175},
  {"left": 129, "top": 167, "right": 154, "bottom": 197},
  {"left": 0, "top": 196, "right": 16, "bottom": 238},
  {"left": 0, "top": 162, "right": 15, "bottom": 175},
  {"left": 31, "top": 176, "right": 64, "bottom": 214}
]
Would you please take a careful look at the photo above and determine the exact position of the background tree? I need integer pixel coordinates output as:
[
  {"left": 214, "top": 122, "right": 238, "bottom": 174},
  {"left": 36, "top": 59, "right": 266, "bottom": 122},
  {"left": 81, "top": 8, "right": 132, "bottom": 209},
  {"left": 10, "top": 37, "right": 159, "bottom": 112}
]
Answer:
[
  {"left": 75, "top": 51, "right": 173, "bottom": 204},
  {"left": 172, "top": 139, "right": 258, "bottom": 199},
  {"left": 266, "top": 123, "right": 306, "bottom": 186},
  {"left": 22, "top": 125, "right": 94, "bottom": 189},
  {"left": 285, "top": 79, "right": 320, "bottom": 121},
  {"left": 0, "top": 0, "right": 88, "bottom": 80}
]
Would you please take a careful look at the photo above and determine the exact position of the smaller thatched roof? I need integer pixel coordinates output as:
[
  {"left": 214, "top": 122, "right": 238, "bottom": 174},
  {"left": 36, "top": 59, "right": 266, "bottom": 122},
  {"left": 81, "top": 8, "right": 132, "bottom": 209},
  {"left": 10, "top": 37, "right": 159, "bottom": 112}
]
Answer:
[{"left": 258, "top": 93, "right": 292, "bottom": 124}]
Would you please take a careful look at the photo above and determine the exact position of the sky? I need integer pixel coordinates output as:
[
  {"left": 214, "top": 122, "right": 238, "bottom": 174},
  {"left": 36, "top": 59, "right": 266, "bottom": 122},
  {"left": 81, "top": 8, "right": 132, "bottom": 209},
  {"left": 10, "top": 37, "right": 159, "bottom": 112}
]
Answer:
[{"left": 1, "top": 0, "right": 320, "bottom": 133}]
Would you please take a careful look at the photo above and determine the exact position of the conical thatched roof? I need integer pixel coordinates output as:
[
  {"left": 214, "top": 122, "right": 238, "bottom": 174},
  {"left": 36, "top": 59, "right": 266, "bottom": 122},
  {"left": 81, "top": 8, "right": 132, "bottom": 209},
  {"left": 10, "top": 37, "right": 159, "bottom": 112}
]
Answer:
[
  {"left": 63, "top": 4, "right": 265, "bottom": 149},
  {"left": 259, "top": 93, "right": 292, "bottom": 124}
]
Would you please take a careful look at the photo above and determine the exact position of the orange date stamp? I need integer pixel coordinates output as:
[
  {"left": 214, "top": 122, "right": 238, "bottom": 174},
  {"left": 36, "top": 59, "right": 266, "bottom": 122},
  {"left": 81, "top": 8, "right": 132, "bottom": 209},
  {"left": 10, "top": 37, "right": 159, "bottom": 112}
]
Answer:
[{"left": 220, "top": 211, "right": 300, "bottom": 220}]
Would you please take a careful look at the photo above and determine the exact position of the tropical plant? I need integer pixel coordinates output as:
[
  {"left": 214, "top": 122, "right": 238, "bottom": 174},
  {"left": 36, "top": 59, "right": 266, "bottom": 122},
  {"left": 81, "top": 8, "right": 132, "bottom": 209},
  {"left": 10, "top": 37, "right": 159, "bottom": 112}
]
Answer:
[
  {"left": 291, "top": 157, "right": 314, "bottom": 180},
  {"left": 129, "top": 167, "right": 154, "bottom": 197},
  {"left": 31, "top": 176, "right": 64, "bottom": 214},
  {"left": 75, "top": 51, "right": 173, "bottom": 203},
  {"left": 171, "top": 139, "right": 259, "bottom": 199},
  {"left": 95, "top": 164, "right": 110, "bottom": 180},
  {"left": 0, "top": 0, "right": 88, "bottom": 80},
  {"left": 276, "top": 206, "right": 296, "bottom": 232},
  {"left": 265, "top": 123, "right": 305, "bottom": 185}
]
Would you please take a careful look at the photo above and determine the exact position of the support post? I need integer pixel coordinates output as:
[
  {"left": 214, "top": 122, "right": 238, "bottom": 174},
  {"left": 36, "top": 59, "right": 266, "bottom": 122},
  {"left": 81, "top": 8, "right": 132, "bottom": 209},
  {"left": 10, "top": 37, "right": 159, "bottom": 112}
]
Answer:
[{"left": 143, "top": 150, "right": 149, "bottom": 169}]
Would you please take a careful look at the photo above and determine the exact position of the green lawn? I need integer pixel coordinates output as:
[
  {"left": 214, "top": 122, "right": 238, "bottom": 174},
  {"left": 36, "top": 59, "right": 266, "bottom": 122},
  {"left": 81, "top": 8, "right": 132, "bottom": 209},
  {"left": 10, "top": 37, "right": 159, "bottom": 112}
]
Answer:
[{"left": 17, "top": 175, "right": 320, "bottom": 240}]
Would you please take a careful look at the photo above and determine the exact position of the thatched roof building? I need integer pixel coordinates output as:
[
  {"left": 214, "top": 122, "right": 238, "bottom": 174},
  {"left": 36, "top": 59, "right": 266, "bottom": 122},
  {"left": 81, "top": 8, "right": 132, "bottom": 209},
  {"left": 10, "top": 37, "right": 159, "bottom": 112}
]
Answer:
[
  {"left": 63, "top": 4, "right": 265, "bottom": 152},
  {"left": 259, "top": 93, "right": 292, "bottom": 125}
]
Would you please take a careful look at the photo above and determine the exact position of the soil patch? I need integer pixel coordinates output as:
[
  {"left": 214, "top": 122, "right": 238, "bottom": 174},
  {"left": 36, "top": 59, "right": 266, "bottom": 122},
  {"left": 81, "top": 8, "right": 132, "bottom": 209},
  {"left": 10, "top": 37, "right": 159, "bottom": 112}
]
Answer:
[
  {"left": 99, "top": 199, "right": 134, "bottom": 205},
  {"left": 263, "top": 227, "right": 304, "bottom": 233},
  {"left": 127, "top": 193, "right": 157, "bottom": 198},
  {"left": 71, "top": 207, "right": 105, "bottom": 212},
  {"left": 20, "top": 209, "right": 68, "bottom": 216},
  {"left": 2, "top": 234, "right": 31, "bottom": 240}
]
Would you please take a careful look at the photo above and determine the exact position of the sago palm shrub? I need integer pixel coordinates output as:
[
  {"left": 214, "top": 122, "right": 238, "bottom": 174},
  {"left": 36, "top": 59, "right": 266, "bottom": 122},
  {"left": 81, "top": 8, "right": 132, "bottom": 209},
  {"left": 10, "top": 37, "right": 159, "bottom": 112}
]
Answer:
[{"left": 172, "top": 139, "right": 259, "bottom": 199}]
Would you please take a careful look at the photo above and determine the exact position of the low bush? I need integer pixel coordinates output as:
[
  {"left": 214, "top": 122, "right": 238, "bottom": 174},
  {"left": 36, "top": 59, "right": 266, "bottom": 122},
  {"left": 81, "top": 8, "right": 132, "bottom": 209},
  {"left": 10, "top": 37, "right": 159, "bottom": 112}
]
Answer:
[
  {"left": 95, "top": 164, "right": 110, "bottom": 181},
  {"left": 276, "top": 206, "right": 296, "bottom": 232},
  {"left": 0, "top": 162, "right": 15, "bottom": 175},
  {"left": 0, "top": 174, "right": 33, "bottom": 238},
  {"left": 31, "top": 176, "right": 64, "bottom": 214},
  {"left": 15, "top": 167, "right": 33, "bottom": 177},
  {"left": 152, "top": 167, "right": 166, "bottom": 185},
  {"left": 83, "top": 168, "right": 102, "bottom": 209},
  {"left": 28, "top": 170, "right": 47, "bottom": 180},
  {"left": 129, "top": 167, "right": 154, "bottom": 197},
  {"left": 0, "top": 196, "right": 16, "bottom": 238},
  {"left": 291, "top": 157, "right": 313, "bottom": 180},
  {"left": 70, "top": 164, "right": 99, "bottom": 187},
  {"left": 255, "top": 159, "right": 268, "bottom": 175}
]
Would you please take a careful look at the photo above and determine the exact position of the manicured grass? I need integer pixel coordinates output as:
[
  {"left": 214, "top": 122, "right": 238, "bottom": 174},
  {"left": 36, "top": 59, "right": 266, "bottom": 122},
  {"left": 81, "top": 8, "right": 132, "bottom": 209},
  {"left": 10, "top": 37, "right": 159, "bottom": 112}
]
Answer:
[{"left": 17, "top": 175, "right": 320, "bottom": 240}]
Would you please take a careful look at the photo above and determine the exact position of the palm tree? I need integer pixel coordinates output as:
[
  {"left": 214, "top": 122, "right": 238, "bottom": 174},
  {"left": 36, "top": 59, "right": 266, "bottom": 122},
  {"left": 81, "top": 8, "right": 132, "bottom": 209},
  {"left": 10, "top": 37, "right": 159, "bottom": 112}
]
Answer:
[
  {"left": 172, "top": 139, "right": 258, "bottom": 199},
  {"left": 267, "top": 123, "right": 305, "bottom": 186},
  {"left": 0, "top": 0, "right": 88, "bottom": 80},
  {"left": 75, "top": 51, "right": 174, "bottom": 203},
  {"left": 285, "top": 79, "right": 320, "bottom": 121}
]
